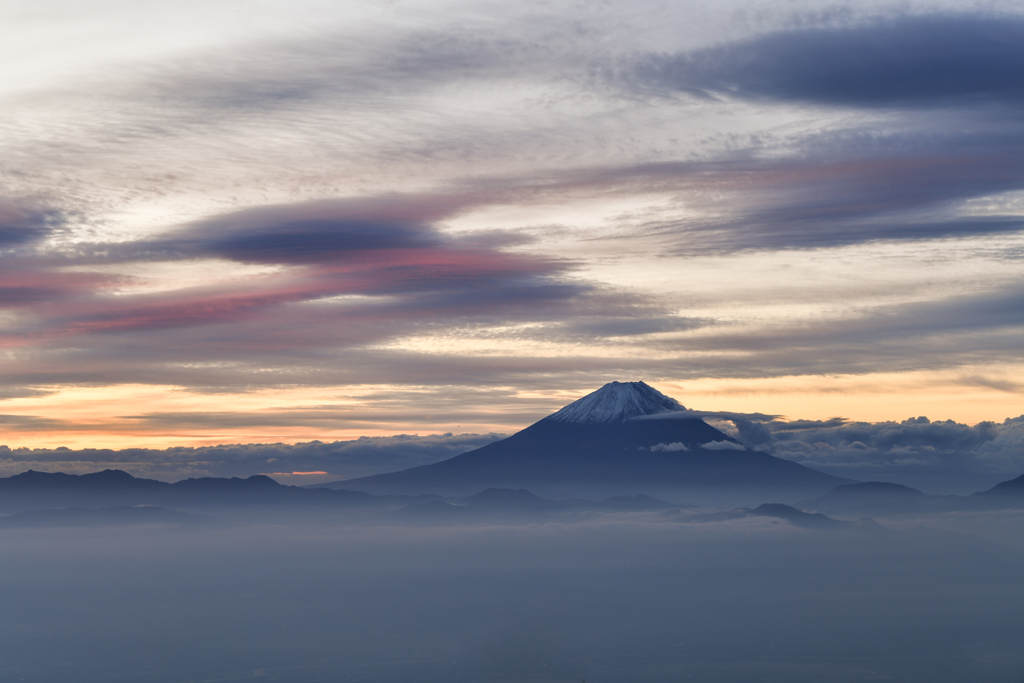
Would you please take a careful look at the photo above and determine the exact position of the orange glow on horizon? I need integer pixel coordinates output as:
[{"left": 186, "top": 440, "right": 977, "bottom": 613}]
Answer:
[{"left": 0, "top": 368, "right": 1021, "bottom": 451}]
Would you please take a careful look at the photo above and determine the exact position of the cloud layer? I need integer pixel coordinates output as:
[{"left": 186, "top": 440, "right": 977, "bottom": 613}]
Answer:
[
  {"left": 721, "top": 414, "right": 1024, "bottom": 494},
  {"left": 1, "top": 3, "right": 1023, "bottom": 454},
  {"left": 0, "top": 432, "right": 505, "bottom": 482}
]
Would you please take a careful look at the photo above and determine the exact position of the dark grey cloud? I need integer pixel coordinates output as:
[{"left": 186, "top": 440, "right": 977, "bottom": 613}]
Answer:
[
  {"left": 143, "top": 196, "right": 454, "bottom": 265},
  {"left": 715, "top": 139, "right": 1024, "bottom": 250},
  {"left": 529, "top": 121, "right": 1024, "bottom": 255},
  {"left": 558, "top": 315, "right": 708, "bottom": 338},
  {"left": 728, "top": 414, "right": 1024, "bottom": 494},
  {"left": 9, "top": 270, "right": 1021, "bottom": 394},
  {"left": 178, "top": 218, "right": 434, "bottom": 266},
  {"left": 0, "top": 342, "right": 664, "bottom": 398},
  {"left": 0, "top": 388, "right": 54, "bottom": 401},
  {"left": 0, "top": 188, "right": 741, "bottom": 396},
  {"left": 640, "top": 14, "right": 1024, "bottom": 108},
  {"left": 645, "top": 409, "right": 1024, "bottom": 493},
  {"left": 0, "top": 194, "right": 595, "bottom": 340},
  {"left": 740, "top": 284, "right": 1024, "bottom": 346},
  {"left": 69, "top": 195, "right": 467, "bottom": 265},
  {"left": 0, "top": 433, "right": 505, "bottom": 481},
  {"left": 3, "top": 267, "right": 1023, "bottom": 391},
  {"left": 3, "top": 7, "right": 1024, "bottom": 413},
  {"left": 0, "top": 414, "right": 66, "bottom": 430},
  {"left": 0, "top": 286, "right": 70, "bottom": 305},
  {"left": 0, "top": 200, "right": 61, "bottom": 249}
]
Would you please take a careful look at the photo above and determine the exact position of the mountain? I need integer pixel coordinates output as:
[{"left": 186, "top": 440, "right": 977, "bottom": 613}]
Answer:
[
  {"left": 339, "top": 381, "right": 851, "bottom": 504},
  {"left": 971, "top": 472, "right": 1024, "bottom": 507},
  {"left": 0, "top": 469, "right": 424, "bottom": 514},
  {"left": 797, "top": 474, "right": 1024, "bottom": 517},
  {"left": 798, "top": 481, "right": 942, "bottom": 516},
  {"left": 669, "top": 503, "right": 880, "bottom": 531},
  {"left": 749, "top": 503, "right": 879, "bottom": 531}
]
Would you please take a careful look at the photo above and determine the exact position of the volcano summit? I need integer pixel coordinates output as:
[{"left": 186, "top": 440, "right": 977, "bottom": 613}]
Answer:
[{"left": 340, "top": 382, "right": 850, "bottom": 504}]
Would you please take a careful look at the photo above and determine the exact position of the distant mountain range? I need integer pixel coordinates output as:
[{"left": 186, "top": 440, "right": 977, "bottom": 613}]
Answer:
[
  {"left": 798, "top": 475, "right": 1024, "bottom": 516},
  {"left": 0, "top": 469, "right": 1021, "bottom": 528},
  {"left": 1, "top": 382, "right": 1022, "bottom": 519},
  {"left": 666, "top": 503, "right": 883, "bottom": 531},
  {"left": 0, "top": 469, "right": 403, "bottom": 514},
  {"left": 333, "top": 381, "right": 852, "bottom": 504}
]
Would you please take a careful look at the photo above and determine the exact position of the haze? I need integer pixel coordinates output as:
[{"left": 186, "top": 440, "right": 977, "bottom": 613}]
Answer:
[{"left": 2, "top": 505, "right": 1022, "bottom": 683}]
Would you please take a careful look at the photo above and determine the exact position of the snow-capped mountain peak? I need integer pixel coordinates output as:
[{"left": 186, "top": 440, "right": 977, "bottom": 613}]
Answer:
[{"left": 545, "top": 381, "right": 686, "bottom": 425}]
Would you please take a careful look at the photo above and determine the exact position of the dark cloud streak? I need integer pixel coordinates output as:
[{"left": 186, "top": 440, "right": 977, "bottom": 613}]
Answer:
[
  {"left": 640, "top": 15, "right": 1024, "bottom": 108},
  {"left": 0, "top": 199, "right": 63, "bottom": 249}
]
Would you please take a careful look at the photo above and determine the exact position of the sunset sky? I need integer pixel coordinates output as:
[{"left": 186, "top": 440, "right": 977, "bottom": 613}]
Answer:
[{"left": 2, "top": 0, "right": 1024, "bottom": 465}]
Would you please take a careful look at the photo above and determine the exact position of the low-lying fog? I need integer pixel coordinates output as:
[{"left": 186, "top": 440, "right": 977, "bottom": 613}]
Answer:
[{"left": 1, "top": 510, "right": 1022, "bottom": 683}]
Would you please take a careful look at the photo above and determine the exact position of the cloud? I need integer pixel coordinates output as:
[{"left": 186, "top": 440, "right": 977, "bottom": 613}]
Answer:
[
  {"left": 0, "top": 415, "right": 67, "bottom": 430},
  {"left": 1, "top": 195, "right": 586, "bottom": 343},
  {"left": 0, "top": 433, "right": 506, "bottom": 481},
  {"left": 0, "top": 199, "right": 62, "bottom": 249},
  {"left": 701, "top": 440, "right": 745, "bottom": 451},
  {"left": 136, "top": 26, "right": 576, "bottom": 119},
  {"left": 956, "top": 374, "right": 1024, "bottom": 393},
  {"left": 732, "top": 418, "right": 774, "bottom": 448},
  {"left": 758, "top": 414, "right": 1024, "bottom": 493},
  {"left": 640, "top": 14, "right": 1024, "bottom": 108},
  {"left": 625, "top": 283, "right": 1024, "bottom": 378},
  {"left": 558, "top": 315, "right": 709, "bottom": 339},
  {"left": 127, "top": 195, "right": 461, "bottom": 265},
  {"left": 518, "top": 123, "right": 1024, "bottom": 258},
  {"left": 0, "top": 188, "right": 741, "bottom": 394},
  {"left": 3, "top": 3, "right": 1024, "bottom": 442},
  {"left": 651, "top": 442, "right": 688, "bottom": 452},
  {"left": 655, "top": 410, "right": 1024, "bottom": 493}
]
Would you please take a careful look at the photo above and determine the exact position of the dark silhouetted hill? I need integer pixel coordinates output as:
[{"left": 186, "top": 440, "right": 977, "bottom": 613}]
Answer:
[
  {"left": 678, "top": 503, "right": 881, "bottom": 531},
  {"left": 802, "top": 475, "right": 1024, "bottom": 516},
  {"left": 0, "top": 469, "right": 429, "bottom": 514},
  {"left": 971, "top": 472, "right": 1024, "bottom": 507},
  {"left": 798, "top": 481, "right": 943, "bottom": 516}
]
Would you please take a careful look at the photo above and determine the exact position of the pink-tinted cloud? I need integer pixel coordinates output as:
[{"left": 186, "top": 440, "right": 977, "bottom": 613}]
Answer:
[{"left": 0, "top": 197, "right": 584, "bottom": 358}]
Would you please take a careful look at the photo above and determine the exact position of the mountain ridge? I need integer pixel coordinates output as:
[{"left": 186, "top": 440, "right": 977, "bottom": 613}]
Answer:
[{"left": 340, "top": 381, "right": 852, "bottom": 504}]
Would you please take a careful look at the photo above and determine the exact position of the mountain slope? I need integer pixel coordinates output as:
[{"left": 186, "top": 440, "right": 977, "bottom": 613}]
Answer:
[
  {"left": 341, "top": 381, "right": 850, "bottom": 503},
  {"left": 970, "top": 472, "right": 1024, "bottom": 508}
]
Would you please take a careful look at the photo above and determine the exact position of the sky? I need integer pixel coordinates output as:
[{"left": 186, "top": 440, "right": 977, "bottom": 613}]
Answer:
[{"left": 2, "top": 0, "right": 1024, "bottom": 482}]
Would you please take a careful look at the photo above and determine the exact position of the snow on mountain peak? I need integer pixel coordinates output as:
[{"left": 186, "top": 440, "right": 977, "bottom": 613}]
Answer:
[{"left": 546, "top": 381, "right": 687, "bottom": 425}]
